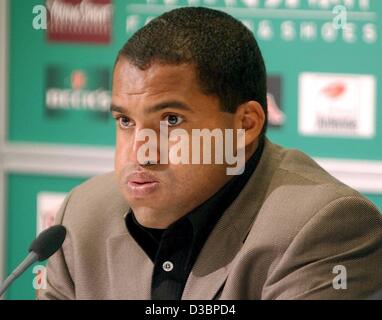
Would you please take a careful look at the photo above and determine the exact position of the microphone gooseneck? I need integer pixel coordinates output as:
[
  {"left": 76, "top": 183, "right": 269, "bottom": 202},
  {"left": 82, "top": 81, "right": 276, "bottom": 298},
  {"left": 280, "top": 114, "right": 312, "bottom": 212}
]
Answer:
[{"left": 0, "top": 225, "right": 67, "bottom": 298}]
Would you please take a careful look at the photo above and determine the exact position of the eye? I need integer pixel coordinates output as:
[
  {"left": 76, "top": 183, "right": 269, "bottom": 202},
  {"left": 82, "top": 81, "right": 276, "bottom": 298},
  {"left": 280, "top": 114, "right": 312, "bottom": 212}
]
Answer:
[
  {"left": 164, "top": 114, "right": 184, "bottom": 127},
  {"left": 116, "top": 115, "right": 133, "bottom": 129}
]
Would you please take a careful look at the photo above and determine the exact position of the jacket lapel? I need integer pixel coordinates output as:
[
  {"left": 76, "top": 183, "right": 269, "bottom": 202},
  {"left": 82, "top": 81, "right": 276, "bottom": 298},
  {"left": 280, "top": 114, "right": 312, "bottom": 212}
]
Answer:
[
  {"left": 182, "top": 139, "right": 282, "bottom": 299},
  {"left": 106, "top": 213, "right": 154, "bottom": 300},
  {"left": 181, "top": 209, "right": 242, "bottom": 299}
]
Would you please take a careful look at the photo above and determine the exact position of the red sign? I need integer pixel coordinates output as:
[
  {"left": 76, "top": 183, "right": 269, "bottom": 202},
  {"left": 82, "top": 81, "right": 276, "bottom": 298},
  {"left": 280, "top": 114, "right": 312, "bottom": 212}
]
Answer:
[{"left": 46, "top": 0, "right": 113, "bottom": 44}]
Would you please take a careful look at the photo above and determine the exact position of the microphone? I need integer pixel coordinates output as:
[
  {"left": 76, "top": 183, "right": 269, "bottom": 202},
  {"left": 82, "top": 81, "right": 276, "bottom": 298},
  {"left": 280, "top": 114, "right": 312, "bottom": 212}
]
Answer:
[{"left": 0, "top": 225, "right": 66, "bottom": 298}]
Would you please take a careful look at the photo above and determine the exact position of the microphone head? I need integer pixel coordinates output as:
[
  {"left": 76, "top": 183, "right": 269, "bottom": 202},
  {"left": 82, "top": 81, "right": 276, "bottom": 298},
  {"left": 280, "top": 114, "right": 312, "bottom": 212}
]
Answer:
[{"left": 28, "top": 225, "right": 67, "bottom": 261}]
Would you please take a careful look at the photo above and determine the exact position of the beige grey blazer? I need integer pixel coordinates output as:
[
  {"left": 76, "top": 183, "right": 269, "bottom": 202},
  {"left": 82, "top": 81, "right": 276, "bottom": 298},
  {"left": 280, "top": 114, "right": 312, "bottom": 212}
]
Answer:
[{"left": 39, "top": 139, "right": 382, "bottom": 300}]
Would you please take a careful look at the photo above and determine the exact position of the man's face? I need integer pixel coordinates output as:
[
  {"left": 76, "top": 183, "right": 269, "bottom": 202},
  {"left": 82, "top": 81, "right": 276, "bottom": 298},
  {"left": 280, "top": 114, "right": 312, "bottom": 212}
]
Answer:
[{"left": 112, "top": 58, "right": 238, "bottom": 228}]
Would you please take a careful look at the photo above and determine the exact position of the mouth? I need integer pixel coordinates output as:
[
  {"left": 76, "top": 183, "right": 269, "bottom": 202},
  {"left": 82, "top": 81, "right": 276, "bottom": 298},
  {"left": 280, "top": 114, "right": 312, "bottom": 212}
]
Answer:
[{"left": 125, "top": 173, "right": 160, "bottom": 197}]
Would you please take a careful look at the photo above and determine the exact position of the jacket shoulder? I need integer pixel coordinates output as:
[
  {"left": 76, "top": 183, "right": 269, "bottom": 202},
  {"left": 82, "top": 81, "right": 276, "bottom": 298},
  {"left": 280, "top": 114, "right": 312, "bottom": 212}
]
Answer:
[
  {"left": 57, "top": 171, "right": 128, "bottom": 240},
  {"left": 245, "top": 141, "right": 381, "bottom": 253}
]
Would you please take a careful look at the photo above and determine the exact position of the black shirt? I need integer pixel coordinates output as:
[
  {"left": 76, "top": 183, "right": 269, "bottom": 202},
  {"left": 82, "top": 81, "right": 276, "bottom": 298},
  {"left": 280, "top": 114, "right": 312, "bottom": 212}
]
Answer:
[{"left": 125, "top": 140, "right": 264, "bottom": 300}]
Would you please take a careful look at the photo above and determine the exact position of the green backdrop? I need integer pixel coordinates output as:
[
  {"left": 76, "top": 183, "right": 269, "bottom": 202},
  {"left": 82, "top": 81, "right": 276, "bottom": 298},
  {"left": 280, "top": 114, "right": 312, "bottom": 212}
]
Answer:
[{"left": 9, "top": 0, "right": 382, "bottom": 160}]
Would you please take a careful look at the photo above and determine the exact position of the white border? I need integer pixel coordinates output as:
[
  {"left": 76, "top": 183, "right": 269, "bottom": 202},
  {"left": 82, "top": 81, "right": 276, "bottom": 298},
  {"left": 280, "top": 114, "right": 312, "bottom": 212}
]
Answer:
[
  {"left": 316, "top": 158, "right": 382, "bottom": 194},
  {"left": 1, "top": 143, "right": 115, "bottom": 177},
  {"left": 0, "top": 0, "right": 8, "bottom": 289}
]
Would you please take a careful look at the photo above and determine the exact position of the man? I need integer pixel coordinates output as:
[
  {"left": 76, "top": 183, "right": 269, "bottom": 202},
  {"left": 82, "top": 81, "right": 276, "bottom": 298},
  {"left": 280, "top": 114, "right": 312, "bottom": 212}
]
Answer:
[{"left": 39, "top": 7, "right": 382, "bottom": 300}]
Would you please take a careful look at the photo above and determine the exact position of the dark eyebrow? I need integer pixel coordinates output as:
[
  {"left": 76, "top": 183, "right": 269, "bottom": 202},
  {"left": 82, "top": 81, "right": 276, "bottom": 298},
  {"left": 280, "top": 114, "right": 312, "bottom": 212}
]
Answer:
[
  {"left": 110, "top": 100, "right": 193, "bottom": 114},
  {"left": 110, "top": 104, "right": 125, "bottom": 113},
  {"left": 146, "top": 101, "right": 193, "bottom": 114}
]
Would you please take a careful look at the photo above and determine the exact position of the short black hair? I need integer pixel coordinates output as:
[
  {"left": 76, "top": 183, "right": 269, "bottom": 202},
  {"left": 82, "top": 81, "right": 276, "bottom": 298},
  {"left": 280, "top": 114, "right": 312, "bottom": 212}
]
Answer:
[{"left": 117, "top": 6, "right": 268, "bottom": 136}]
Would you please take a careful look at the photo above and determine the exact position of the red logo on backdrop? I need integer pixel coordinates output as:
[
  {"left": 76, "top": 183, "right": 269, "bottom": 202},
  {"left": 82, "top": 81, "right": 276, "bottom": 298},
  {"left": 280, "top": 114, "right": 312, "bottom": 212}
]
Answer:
[
  {"left": 46, "top": 0, "right": 113, "bottom": 44},
  {"left": 321, "top": 82, "right": 347, "bottom": 99},
  {"left": 71, "top": 70, "right": 87, "bottom": 89}
]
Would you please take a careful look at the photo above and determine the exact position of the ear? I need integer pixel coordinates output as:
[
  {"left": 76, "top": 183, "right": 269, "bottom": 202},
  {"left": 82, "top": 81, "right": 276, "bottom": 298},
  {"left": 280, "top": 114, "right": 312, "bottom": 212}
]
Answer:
[{"left": 234, "top": 101, "right": 266, "bottom": 147}]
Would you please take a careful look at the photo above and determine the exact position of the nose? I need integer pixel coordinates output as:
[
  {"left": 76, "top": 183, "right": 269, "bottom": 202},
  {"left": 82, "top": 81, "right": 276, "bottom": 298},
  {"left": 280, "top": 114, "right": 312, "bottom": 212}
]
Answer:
[{"left": 130, "top": 127, "right": 161, "bottom": 166}]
